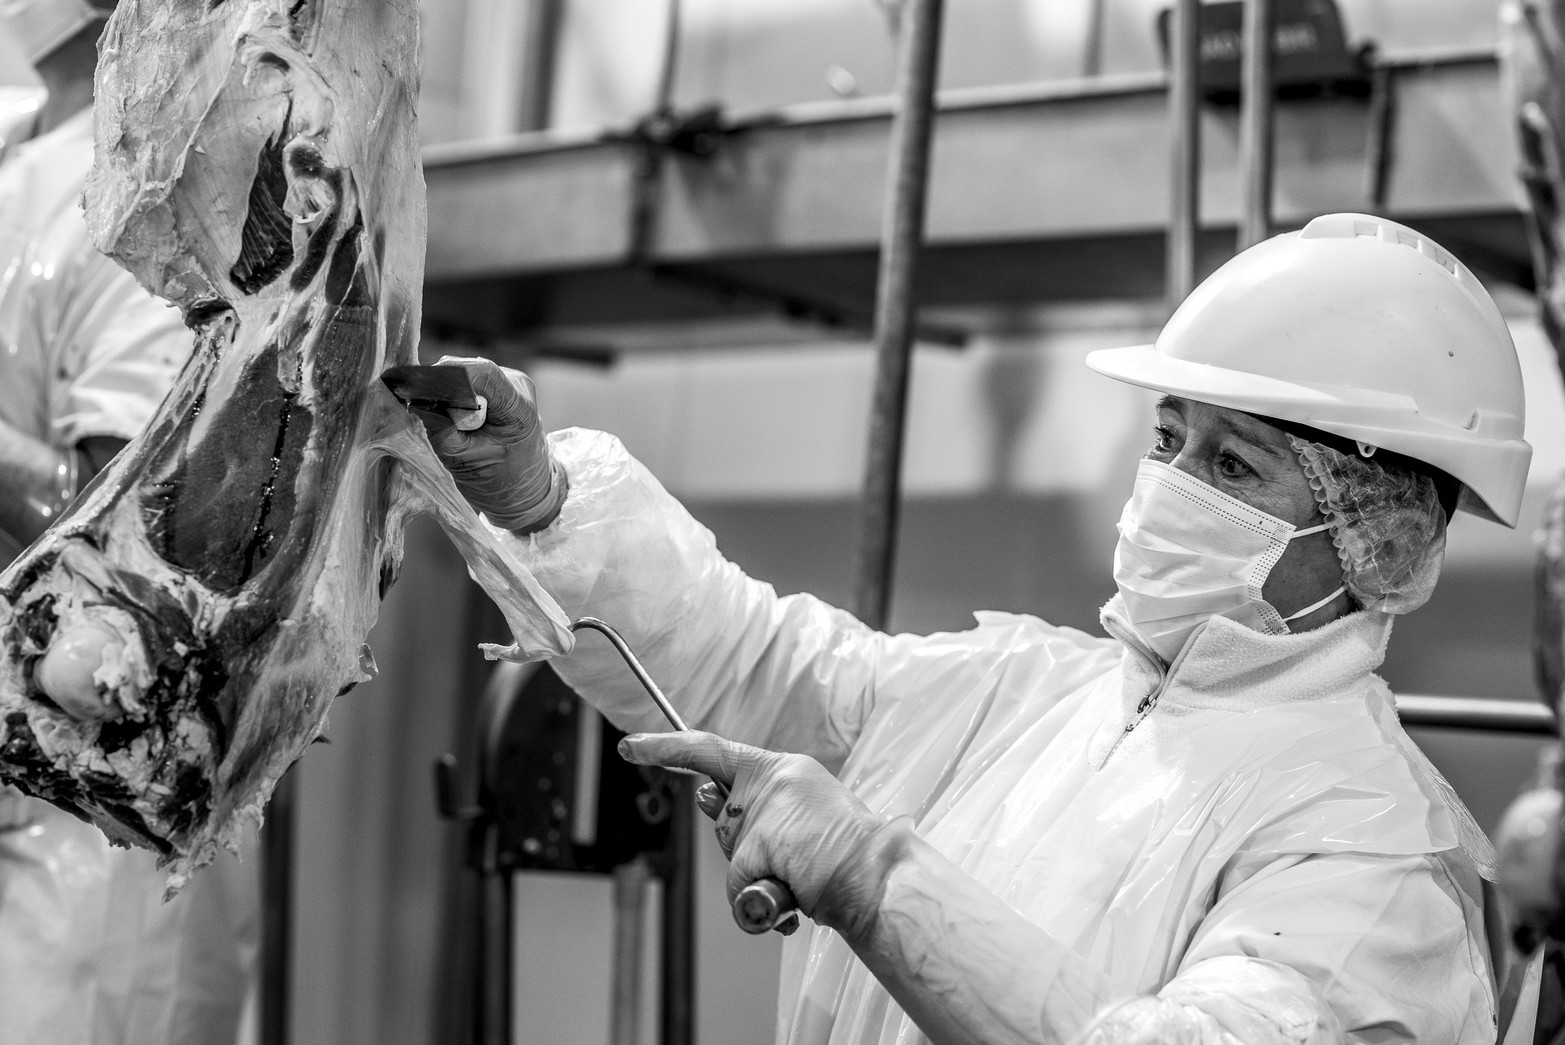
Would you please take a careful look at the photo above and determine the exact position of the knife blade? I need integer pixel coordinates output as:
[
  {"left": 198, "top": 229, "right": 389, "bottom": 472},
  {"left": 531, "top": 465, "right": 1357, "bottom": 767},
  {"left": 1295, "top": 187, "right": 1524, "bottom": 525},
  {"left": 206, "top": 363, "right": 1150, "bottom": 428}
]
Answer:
[{"left": 381, "top": 364, "right": 482, "bottom": 411}]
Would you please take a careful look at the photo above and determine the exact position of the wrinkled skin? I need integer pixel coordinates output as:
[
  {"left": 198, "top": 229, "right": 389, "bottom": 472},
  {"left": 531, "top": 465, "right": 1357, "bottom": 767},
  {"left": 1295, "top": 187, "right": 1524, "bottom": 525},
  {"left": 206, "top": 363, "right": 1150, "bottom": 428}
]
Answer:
[{"left": 0, "top": 0, "right": 570, "bottom": 889}]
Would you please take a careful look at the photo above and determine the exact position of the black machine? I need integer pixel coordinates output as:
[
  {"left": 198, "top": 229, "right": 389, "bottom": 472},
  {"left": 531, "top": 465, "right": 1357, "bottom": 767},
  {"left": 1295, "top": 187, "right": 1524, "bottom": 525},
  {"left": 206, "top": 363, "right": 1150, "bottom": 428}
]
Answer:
[{"left": 435, "top": 656, "right": 696, "bottom": 1045}]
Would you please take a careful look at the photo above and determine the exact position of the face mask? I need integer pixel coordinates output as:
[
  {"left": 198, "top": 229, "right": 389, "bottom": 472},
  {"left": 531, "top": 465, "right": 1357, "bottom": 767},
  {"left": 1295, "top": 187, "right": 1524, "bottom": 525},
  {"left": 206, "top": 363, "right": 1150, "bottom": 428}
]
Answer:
[{"left": 1113, "top": 459, "right": 1346, "bottom": 664}]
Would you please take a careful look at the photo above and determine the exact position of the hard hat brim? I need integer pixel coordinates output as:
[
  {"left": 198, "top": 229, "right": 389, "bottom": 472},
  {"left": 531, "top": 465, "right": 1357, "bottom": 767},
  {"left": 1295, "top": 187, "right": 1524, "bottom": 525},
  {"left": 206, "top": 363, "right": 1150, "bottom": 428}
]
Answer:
[{"left": 1085, "top": 343, "right": 1531, "bottom": 527}]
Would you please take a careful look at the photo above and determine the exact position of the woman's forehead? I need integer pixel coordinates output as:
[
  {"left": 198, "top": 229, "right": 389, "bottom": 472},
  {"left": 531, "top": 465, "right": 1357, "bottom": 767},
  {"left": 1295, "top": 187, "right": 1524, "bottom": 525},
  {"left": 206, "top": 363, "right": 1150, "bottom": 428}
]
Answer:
[{"left": 1156, "top": 396, "right": 1292, "bottom": 459}]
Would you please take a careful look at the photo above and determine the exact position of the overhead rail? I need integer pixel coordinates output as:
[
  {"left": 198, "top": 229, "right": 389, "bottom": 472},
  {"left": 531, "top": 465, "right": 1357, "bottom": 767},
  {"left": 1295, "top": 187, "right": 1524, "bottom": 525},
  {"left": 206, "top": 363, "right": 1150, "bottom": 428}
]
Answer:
[{"left": 421, "top": 47, "right": 1527, "bottom": 343}]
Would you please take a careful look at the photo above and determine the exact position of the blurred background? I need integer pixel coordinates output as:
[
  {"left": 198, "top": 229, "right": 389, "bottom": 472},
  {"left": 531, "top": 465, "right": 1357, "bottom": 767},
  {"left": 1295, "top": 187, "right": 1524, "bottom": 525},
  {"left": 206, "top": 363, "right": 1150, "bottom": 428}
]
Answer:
[{"left": 10, "top": 1, "right": 1558, "bottom": 1043}]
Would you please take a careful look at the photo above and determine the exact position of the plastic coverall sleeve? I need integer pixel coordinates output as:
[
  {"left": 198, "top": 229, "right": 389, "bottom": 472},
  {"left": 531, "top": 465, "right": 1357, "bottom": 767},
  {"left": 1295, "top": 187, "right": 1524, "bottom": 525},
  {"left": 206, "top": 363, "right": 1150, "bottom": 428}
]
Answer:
[
  {"left": 832, "top": 819, "right": 1486, "bottom": 1045},
  {"left": 519, "top": 429, "right": 1022, "bottom": 770}
]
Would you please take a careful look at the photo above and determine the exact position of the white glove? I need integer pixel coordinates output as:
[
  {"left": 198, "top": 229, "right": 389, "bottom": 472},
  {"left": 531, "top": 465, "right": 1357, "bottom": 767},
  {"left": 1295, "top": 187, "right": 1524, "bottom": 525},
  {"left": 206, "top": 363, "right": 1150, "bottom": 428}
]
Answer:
[{"left": 618, "top": 730, "right": 890, "bottom": 933}]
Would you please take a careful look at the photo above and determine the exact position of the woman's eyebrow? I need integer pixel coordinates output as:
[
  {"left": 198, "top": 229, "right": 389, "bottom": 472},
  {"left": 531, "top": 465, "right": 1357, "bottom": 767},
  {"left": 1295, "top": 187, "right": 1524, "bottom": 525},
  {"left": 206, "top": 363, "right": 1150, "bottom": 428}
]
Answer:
[{"left": 1213, "top": 413, "right": 1287, "bottom": 460}]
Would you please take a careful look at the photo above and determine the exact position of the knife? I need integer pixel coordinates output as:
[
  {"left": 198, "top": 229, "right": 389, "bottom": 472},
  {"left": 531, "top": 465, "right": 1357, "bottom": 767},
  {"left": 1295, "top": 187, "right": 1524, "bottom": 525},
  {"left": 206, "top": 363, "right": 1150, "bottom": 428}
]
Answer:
[{"left": 380, "top": 364, "right": 488, "bottom": 428}]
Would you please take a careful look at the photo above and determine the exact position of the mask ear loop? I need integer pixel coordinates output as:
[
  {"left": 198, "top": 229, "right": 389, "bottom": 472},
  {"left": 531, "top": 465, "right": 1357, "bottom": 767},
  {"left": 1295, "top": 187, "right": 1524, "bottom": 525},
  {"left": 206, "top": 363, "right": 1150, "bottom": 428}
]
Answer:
[
  {"left": 1279, "top": 518, "right": 1346, "bottom": 624},
  {"left": 1282, "top": 584, "right": 1347, "bottom": 624}
]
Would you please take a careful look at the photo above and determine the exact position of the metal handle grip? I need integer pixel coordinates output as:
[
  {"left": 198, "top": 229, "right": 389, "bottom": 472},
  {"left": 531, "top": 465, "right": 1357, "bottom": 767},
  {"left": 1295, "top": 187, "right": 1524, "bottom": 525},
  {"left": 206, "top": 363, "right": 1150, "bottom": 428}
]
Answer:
[{"left": 734, "top": 877, "right": 799, "bottom": 935}]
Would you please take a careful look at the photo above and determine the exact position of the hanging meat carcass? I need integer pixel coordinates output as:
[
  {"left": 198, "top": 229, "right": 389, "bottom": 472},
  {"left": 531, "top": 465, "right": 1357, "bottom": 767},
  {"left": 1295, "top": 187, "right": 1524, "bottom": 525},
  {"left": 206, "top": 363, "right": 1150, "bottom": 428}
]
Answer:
[{"left": 0, "top": 0, "right": 572, "bottom": 889}]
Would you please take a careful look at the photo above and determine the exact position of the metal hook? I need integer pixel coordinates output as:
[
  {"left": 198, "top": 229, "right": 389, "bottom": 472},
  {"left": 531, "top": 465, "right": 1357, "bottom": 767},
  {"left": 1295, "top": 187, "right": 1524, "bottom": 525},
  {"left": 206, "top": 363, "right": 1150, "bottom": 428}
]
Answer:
[
  {"left": 569, "top": 617, "right": 689, "bottom": 732},
  {"left": 568, "top": 616, "right": 800, "bottom": 935}
]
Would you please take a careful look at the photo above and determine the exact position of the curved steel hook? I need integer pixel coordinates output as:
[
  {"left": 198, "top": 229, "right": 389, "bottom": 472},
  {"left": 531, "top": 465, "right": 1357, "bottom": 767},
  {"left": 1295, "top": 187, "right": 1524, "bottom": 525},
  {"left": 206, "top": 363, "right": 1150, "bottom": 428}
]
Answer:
[{"left": 569, "top": 616, "right": 688, "bottom": 732}]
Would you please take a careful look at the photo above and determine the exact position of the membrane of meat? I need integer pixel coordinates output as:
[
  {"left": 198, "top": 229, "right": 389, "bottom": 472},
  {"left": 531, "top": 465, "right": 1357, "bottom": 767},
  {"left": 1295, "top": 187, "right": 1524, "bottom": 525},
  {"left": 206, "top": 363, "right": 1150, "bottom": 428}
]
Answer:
[{"left": 0, "top": 0, "right": 573, "bottom": 888}]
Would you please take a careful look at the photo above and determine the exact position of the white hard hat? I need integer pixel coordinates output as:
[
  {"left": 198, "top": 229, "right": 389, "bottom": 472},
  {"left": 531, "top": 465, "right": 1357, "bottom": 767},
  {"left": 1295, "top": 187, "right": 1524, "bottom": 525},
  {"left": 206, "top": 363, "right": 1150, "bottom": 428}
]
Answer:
[
  {"left": 1086, "top": 213, "right": 1533, "bottom": 527},
  {"left": 0, "top": 0, "right": 108, "bottom": 65}
]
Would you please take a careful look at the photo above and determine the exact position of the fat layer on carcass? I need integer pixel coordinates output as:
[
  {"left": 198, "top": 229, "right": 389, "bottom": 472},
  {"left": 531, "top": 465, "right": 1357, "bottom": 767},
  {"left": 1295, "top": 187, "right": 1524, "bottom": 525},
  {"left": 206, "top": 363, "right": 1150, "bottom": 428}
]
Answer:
[{"left": 0, "top": 0, "right": 572, "bottom": 888}]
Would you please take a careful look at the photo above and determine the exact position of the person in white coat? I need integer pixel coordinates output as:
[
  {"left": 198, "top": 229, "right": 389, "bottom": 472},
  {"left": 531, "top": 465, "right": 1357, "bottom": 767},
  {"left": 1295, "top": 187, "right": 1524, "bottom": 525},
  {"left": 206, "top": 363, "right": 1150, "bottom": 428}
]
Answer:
[
  {"left": 431, "top": 213, "right": 1529, "bottom": 1044},
  {"left": 0, "top": 2, "right": 257, "bottom": 1042}
]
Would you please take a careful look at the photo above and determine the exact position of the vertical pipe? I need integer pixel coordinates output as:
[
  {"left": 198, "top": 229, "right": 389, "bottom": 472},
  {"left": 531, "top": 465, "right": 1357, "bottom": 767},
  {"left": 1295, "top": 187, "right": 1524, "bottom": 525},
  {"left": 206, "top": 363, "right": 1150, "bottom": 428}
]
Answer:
[
  {"left": 480, "top": 871, "right": 513, "bottom": 1045},
  {"left": 515, "top": 0, "right": 564, "bottom": 132},
  {"left": 655, "top": 0, "right": 685, "bottom": 114},
  {"left": 259, "top": 772, "right": 295, "bottom": 1045},
  {"left": 610, "top": 859, "right": 652, "bottom": 1045},
  {"left": 660, "top": 777, "right": 696, "bottom": 1045},
  {"left": 628, "top": 0, "right": 685, "bottom": 265},
  {"left": 853, "top": 0, "right": 947, "bottom": 630},
  {"left": 1167, "top": 0, "right": 1201, "bottom": 306},
  {"left": 1237, "top": 0, "right": 1276, "bottom": 250},
  {"left": 1083, "top": 0, "right": 1108, "bottom": 78}
]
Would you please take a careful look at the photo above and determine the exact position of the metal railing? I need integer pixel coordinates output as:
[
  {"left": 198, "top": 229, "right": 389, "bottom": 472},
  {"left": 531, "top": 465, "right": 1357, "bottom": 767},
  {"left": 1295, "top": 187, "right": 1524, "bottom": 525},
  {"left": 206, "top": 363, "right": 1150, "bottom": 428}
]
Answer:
[{"left": 1396, "top": 694, "right": 1558, "bottom": 735}]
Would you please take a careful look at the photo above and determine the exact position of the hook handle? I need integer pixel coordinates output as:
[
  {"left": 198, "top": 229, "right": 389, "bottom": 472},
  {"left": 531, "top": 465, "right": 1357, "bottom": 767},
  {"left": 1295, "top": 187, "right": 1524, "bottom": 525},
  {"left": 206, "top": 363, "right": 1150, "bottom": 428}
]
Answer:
[
  {"left": 571, "top": 616, "right": 802, "bottom": 935},
  {"left": 734, "top": 878, "right": 800, "bottom": 935}
]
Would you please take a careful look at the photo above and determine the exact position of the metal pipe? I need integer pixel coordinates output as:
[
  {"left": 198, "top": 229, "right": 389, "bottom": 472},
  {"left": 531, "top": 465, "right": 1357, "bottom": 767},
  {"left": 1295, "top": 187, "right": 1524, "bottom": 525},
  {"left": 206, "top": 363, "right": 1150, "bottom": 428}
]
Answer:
[
  {"left": 570, "top": 617, "right": 687, "bottom": 730},
  {"left": 655, "top": 0, "right": 684, "bottom": 114},
  {"left": 571, "top": 615, "right": 800, "bottom": 934},
  {"left": 1083, "top": 0, "right": 1109, "bottom": 79},
  {"left": 610, "top": 858, "right": 653, "bottom": 1045},
  {"left": 515, "top": 0, "right": 564, "bottom": 133},
  {"left": 480, "top": 872, "right": 513, "bottom": 1045},
  {"left": 660, "top": 776, "right": 696, "bottom": 1045},
  {"left": 1167, "top": 0, "right": 1201, "bottom": 305},
  {"left": 854, "top": 0, "right": 947, "bottom": 630},
  {"left": 1237, "top": 0, "right": 1276, "bottom": 250},
  {"left": 259, "top": 772, "right": 295, "bottom": 1045},
  {"left": 1395, "top": 695, "right": 1559, "bottom": 735}
]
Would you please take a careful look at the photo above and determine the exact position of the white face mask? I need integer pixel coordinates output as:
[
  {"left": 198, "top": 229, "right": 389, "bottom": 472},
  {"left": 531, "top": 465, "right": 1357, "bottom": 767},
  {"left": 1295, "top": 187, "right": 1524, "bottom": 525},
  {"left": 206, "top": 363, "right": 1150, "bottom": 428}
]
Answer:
[{"left": 1113, "top": 459, "right": 1345, "bottom": 664}]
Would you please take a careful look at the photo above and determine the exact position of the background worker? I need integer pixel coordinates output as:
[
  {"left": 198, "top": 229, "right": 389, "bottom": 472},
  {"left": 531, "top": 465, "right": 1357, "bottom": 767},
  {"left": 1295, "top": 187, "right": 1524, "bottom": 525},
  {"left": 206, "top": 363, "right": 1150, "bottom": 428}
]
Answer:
[
  {"left": 432, "top": 214, "right": 1524, "bottom": 1043},
  {"left": 0, "top": 1, "right": 257, "bottom": 1041}
]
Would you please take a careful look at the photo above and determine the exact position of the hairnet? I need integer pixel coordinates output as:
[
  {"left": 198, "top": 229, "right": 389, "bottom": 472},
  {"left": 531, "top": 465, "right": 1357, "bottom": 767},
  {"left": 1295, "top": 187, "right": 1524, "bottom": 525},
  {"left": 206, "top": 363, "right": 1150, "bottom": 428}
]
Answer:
[{"left": 1286, "top": 434, "right": 1447, "bottom": 615}]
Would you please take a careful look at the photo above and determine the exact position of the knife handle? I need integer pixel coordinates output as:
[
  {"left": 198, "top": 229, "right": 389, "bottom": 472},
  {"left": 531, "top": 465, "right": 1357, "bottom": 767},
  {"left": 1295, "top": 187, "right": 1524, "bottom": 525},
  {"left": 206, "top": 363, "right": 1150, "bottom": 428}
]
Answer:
[{"left": 733, "top": 876, "right": 799, "bottom": 935}]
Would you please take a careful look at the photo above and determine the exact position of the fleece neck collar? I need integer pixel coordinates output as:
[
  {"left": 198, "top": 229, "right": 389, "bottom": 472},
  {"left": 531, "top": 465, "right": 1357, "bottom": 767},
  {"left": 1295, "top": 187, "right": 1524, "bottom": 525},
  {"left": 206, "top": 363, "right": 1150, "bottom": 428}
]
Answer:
[{"left": 1100, "top": 593, "right": 1395, "bottom": 721}]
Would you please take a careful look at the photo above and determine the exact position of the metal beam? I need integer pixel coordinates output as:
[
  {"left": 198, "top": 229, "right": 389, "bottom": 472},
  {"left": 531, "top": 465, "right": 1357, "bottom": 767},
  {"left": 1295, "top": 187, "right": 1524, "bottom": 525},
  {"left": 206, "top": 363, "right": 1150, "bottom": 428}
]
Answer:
[{"left": 423, "top": 50, "right": 1526, "bottom": 336}]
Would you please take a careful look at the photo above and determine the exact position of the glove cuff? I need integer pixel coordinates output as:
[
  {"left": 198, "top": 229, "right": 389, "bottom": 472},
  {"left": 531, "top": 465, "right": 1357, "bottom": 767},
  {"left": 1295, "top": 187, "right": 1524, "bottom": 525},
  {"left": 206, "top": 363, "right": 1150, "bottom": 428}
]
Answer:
[
  {"left": 815, "top": 815, "right": 918, "bottom": 945},
  {"left": 503, "top": 456, "right": 570, "bottom": 535}
]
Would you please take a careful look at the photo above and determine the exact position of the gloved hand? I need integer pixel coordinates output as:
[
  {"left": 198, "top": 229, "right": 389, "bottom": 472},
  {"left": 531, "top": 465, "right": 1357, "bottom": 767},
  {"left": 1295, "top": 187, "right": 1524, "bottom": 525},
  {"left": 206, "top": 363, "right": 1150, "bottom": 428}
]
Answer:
[
  {"left": 619, "top": 730, "right": 897, "bottom": 937},
  {"left": 424, "top": 356, "right": 568, "bottom": 534}
]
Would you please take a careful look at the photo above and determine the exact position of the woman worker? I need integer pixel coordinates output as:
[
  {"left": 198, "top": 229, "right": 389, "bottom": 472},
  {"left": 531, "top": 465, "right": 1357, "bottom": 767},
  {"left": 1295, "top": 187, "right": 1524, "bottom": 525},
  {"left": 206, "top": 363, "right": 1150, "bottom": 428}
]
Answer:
[{"left": 430, "top": 212, "right": 1528, "bottom": 1043}]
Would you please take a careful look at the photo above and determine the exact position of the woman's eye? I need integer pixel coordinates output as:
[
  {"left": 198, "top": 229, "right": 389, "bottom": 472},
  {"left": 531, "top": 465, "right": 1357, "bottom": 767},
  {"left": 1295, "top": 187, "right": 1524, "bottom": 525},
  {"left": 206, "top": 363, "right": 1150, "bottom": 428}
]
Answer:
[
  {"left": 1151, "top": 425, "right": 1177, "bottom": 453},
  {"left": 1217, "top": 453, "right": 1253, "bottom": 479}
]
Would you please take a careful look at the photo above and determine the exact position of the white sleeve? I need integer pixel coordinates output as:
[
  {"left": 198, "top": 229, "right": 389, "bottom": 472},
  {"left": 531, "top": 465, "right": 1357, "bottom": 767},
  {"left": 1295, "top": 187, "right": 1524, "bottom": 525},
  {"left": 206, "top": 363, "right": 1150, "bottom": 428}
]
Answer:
[
  {"left": 1169, "top": 849, "right": 1495, "bottom": 1044},
  {"left": 832, "top": 823, "right": 1491, "bottom": 1045},
  {"left": 513, "top": 429, "right": 1022, "bottom": 771},
  {"left": 48, "top": 244, "right": 191, "bottom": 447}
]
